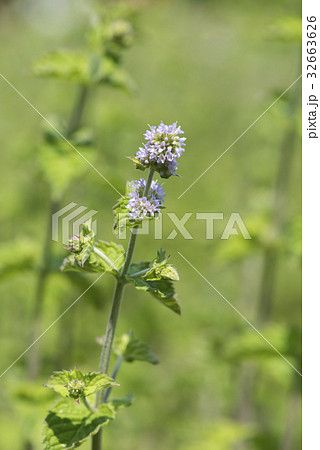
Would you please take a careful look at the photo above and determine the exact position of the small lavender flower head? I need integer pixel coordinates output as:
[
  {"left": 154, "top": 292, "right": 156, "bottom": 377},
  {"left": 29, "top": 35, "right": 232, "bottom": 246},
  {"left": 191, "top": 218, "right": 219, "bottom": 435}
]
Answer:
[
  {"left": 126, "top": 178, "right": 165, "bottom": 220},
  {"left": 135, "top": 122, "right": 186, "bottom": 178}
]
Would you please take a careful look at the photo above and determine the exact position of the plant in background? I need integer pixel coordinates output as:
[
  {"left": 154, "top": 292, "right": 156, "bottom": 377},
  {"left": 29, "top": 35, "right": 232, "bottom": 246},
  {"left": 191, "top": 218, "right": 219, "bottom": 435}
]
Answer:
[
  {"left": 26, "top": 3, "right": 136, "bottom": 380},
  {"left": 2, "top": 4, "right": 137, "bottom": 450},
  {"left": 42, "top": 122, "right": 185, "bottom": 450}
]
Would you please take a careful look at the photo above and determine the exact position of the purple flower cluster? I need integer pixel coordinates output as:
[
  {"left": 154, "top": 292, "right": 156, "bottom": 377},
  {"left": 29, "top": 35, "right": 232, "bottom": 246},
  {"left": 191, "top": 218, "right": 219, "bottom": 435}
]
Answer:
[
  {"left": 135, "top": 122, "right": 186, "bottom": 178},
  {"left": 126, "top": 178, "right": 165, "bottom": 220}
]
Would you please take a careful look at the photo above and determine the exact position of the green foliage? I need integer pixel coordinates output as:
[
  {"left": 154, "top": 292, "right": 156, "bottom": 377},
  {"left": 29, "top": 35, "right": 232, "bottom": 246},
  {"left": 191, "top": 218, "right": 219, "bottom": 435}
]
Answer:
[
  {"left": 184, "top": 420, "right": 256, "bottom": 450},
  {"left": 127, "top": 250, "right": 181, "bottom": 315},
  {"left": 33, "top": 6, "right": 135, "bottom": 91},
  {"left": 127, "top": 156, "right": 147, "bottom": 171},
  {"left": 44, "top": 368, "right": 118, "bottom": 400},
  {"left": 8, "top": 380, "right": 56, "bottom": 448},
  {"left": 60, "top": 219, "right": 125, "bottom": 274},
  {"left": 222, "top": 324, "right": 292, "bottom": 362},
  {"left": 268, "top": 16, "right": 302, "bottom": 43},
  {"left": 39, "top": 139, "right": 95, "bottom": 201},
  {"left": 35, "top": 50, "right": 134, "bottom": 89},
  {"left": 0, "top": 1, "right": 302, "bottom": 449},
  {"left": 0, "top": 239, "right": 37, "bottom": 280},
  {"left": 113, "top": 331, "right": 159, "bottom": 364},
  {"left": 43, "top": 398, "right": 115, "bottom": 450},
  {"left": 108, "top": 395, "right": 133, "bottom": 410},
  {"left": 34, "top": 51, "right": 93, "bottom": 84},
  {"left": 38, "top": 115, "right": 96, "bottom": 200},
  {"left": 143, "top": 249, "right": 179, "bottom": 281},
  {"left": 61, "top": 240, "right": 125, "bottom": 274}
]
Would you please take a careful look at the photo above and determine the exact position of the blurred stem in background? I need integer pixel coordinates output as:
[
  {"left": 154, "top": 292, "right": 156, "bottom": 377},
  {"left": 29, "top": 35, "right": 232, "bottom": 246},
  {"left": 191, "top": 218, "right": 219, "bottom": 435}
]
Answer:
[
  {"left": 235, "top": 77, "right": 301, "bottom": 449},
  {"left": 26, "top": 85, "right": 89, "bottom": 380},
  {"left": 258, "top": 87, "right": 300, "bottom": 323}
]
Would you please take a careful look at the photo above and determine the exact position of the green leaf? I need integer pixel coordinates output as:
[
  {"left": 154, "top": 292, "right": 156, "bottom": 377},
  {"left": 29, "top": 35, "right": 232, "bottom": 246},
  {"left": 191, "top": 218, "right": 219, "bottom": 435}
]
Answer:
[
  {"left": 33, "top": 49, "right": 133, "bottom": 89},
  {"left": 112, "top": 196, "right": 131, "bottom": 236},
  {"left": 9, "top": 380, "right": 56, "bottom": 446},
  {"left": 113, "top": 332, "right": 159, "bottom": 364},
  {"left": 39, "top": 135, "right": 96, "bottom": 200},
  {"left": 60, "top": 220, "right": 95, "bottom": 270},
  {"left": 43, "top": 398, "right": 115, "bottom": 450},
  {"left": 33, "top": 51, "right": 92, "bottom": 84},
  {"left": 126, "top": 156, "right": 147, "bottom": 171},
  {"left": 44, "top": 369, "right": 118, "bottom": 400},
  {"left": 108, "top": 394, "right": 133, "bottom": 410},
  {"left": 100, "top": 64, "right": 135, "bottom": 91},
  {"left": 127, "top": 250, "right": 181, "bottom": 315},
  {"left": 129, "top": 275, "right": 181, "bottom": 314},
  {"left": 61, "top": 239, "right": 125, "bottom": 275},
  {"left": 143, "top": 249, "right": 179, "bottom": 281}
]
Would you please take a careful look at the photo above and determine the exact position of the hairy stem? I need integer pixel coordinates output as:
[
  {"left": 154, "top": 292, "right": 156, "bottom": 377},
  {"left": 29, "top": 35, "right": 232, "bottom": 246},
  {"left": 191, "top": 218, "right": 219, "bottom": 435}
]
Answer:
[
  {"left": 103, "top": 356, "right": 123, "bottom": 403},
  {"left": 92, "top": 168, "right": 155, "bottom": 450}
]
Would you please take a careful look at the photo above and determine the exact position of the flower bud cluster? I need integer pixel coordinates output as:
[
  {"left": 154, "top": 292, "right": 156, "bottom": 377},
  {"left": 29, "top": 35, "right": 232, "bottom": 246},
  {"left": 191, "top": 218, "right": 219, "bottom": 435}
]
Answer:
[{"left": 65, "top": 379, "right": 85, "bottom": 401}]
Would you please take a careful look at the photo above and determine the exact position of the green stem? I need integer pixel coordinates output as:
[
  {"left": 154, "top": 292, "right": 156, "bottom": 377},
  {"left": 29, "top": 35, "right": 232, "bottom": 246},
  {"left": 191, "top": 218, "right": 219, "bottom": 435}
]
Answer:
[
  {"left": 66, "top": 85, "right": 88, "bottom": 137},
  {"left": 103, "top": 356, "right": 123, "bottom": 403},
  {"left": 92, "top": 169, "right": 155, "bottom": 450},
  {"left": 82, "top": 397, "right": 97, "bottom": 413}
]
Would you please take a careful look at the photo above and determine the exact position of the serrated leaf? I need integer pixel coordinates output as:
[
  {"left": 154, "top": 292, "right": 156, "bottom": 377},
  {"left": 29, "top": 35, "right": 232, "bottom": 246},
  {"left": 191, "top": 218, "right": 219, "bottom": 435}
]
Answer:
[
  {"left": 43, "top": 398, "right": 115, "bottom": 450},
  {"left": 127, "top": 264, "right": 181, "bottom": 315},
  {"left": 143, "top": 249, "right": 179, "bottom": 281},
  {"left": 44, "top": 369, "right": 118, "bottom": 400},
  {"left": 61, "top": 240, "right": 125, "bottom": 274},
  {"left": 126, "top": 250, "right": 181, "bottom": 314},
  {"left": 114, "top": 332, "right": 159, "bottom": 364}
]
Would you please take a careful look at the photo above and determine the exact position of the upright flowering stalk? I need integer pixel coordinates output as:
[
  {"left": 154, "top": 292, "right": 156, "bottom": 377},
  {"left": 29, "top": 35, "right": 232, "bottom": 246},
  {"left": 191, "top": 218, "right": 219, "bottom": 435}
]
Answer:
[{"left": 42, "top": 123, "right": 186, "bottom": 450}]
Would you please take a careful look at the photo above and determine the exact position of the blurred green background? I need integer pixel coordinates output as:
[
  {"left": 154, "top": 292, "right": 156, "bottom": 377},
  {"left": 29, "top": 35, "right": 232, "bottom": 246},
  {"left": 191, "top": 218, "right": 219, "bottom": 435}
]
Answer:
[{"left": 0, "top": 0, "right": 301, "bottom": 449}]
